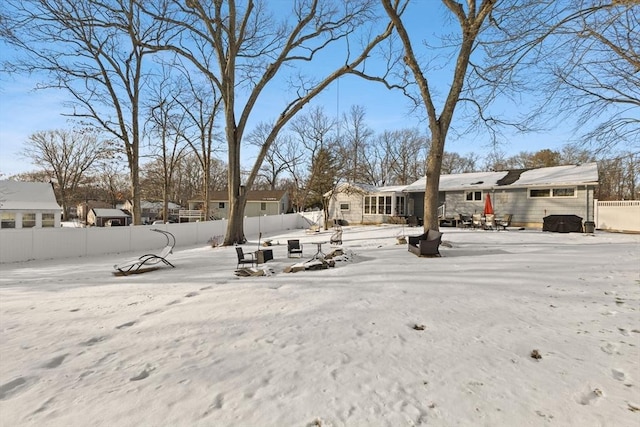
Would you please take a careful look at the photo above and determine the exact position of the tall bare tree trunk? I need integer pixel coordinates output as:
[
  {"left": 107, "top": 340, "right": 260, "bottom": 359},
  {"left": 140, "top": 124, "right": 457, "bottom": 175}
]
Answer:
[{"left": 226, "top": 150, "right": 247, "bottom": 244}]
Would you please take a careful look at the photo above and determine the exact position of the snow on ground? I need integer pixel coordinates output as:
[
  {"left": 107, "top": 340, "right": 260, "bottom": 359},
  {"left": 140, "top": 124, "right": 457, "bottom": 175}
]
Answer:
[{"left": 0, "top": 225, "right": 639, "bottom": 426}]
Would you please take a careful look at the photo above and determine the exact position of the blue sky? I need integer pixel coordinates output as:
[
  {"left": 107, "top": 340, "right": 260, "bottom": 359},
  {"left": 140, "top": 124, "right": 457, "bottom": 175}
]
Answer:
[{"left": 0, "top": 1, "right": 577, "bottom": 178}]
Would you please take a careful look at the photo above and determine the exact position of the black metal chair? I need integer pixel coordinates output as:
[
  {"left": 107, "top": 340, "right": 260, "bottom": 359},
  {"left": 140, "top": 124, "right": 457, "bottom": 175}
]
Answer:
[
  {"left": 235, "top": 247, "right": 257, "bottom": 269},
  {"left": 287, "top": 239, "right": 303, "bottom": 258},
  {"left": 460, "top": 215, "right": 473, "bottom": 229}
]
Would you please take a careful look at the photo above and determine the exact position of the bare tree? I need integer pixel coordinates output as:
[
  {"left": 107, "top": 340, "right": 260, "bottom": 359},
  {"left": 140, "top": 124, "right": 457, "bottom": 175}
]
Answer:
[
  {"left": 171, "top": 68, "right": 223, "bottom": 221},
  {"left": 380, "top": 1, "right": 597, "bottom": 228},
  {"left": 360, "top": 133, "right": 391, "bottom": 186},
  {"left": 307, "top": 146, "right": 342, "bottom": 229},
  {"left": 146, "top": 70, "right": 191, "bottom": 222},
  {"left": 171, "top": 153, "right": 227, "bottom": 209},
  {"left": 289, "top": 106, "right": 339, "bottom": 212},
  {"left": 441, "top": 152, "right": 479, "bottom": 174},
  {"left": 275, "top": 136, "right": 309, "bottom": 212},
  {"left": 2, "top": 0, "right": 167, "bottom": 224},
  {"left": 247, "top": 124, "right": 299, "bottom": 191},
  {"left": 93, "top": 160, "right": 130, "bottom": 208},
  {"left": 597, "top": 152, "right": 639, "bottom": 201},
  {"left": 381, "top": 0, "right": 499, "bottom": 230},
  {"left": 141, "top": 0, "right": 397, "bottom": 244},
  {"left": 20, "top": 129, "right": 110, "bottom": 219},
  {"left": 339, "top": 105, "right": 374, "bottom": 183},
  {"left": 543, "top": 2, "right": 639, "bottom": 152},
  {"left": 382, "top": 128, "right": 429, "bottom": 184}
]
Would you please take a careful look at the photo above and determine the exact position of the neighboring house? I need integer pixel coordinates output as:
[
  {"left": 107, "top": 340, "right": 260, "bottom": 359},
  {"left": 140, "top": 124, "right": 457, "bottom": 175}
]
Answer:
[
  {"left": 77, "top": 200, "right": 111, "bottom": 223},
  {"left": 0, "top": 180, "right": 62, "bottom": 229},
  {"left": 326, "top": 163, "right": 599, "bottom": 228},
  {"left": 183, "top": 190, "right": 290, "bottom": 222},
  {"left": 89, "top": 208, "right": 132, "bottom": 227},
  {"left": 325, "top": 183, "right": 408, "bottom": 225},
  {"left": 121, "top": 200, "right": 181, "bottom": 224}
]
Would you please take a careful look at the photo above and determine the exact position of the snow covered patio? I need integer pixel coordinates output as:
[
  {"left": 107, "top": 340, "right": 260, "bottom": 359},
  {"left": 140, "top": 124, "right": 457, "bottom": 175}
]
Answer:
[{"left": 1, "top": 225, "right": 638, "bottom": 426}]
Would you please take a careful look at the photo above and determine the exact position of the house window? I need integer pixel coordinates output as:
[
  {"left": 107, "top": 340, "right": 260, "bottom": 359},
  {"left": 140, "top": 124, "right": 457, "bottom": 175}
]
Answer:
[
  {"left": 553, "top": 188, "right": 576, "bottom": 197},
  {"left": 42, "top": 213, "right": 55, "bottom": 228},
  {"left": 529, "top": 188, "right": 576, "bottom": 198},
  {"left": 340, "top": 203, "right": 350, "bottom": 211},
  {"left": 465, "top": 191, "right": 482, "bottom": 201},
  {"left": 529, "top": 189, "right": 551, "bottom": 198},
  {"left": 364, "top": 196, "right": 392, "bottom": 215},
  {"left": 218, "top": 202, "right": 225, "bottom": 208},
  {"left": 22, "top": 213, "right": 36, "bottom": 228},
  {"left": 260, "top": 202, "right": 266, "bottom": 211},
  {"left": 1, "top": 213, "right": 16, "bottom": 229},
  {"left": 385, "top": 196, "right": 392, "bottom": 214},
  {"left": 395, "top": 196, "right": 405, "bottom": 215}
]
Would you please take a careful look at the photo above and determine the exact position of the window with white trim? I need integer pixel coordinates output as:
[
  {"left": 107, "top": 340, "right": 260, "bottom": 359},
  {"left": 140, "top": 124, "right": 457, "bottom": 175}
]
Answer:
[
  {"left": 42, "top": 213, "right": 55, "bottom": 228},
  {"left": 1, "top": 213, "right": 16, "bottom": 229},
  {"left": 465, "top": 191, "right": 482, "bottom": 201},
  {"left": 22, "top": 213, "right": 36, "bottom": 228},
  {"left": 340, "top": 203, "right": 350, "bottom": 211},
  {"left": 364, "top": 196, "right": 393, "bottom": 215},
  {"left": 529, "top": 187, "right": 576, "bottom": 198}
]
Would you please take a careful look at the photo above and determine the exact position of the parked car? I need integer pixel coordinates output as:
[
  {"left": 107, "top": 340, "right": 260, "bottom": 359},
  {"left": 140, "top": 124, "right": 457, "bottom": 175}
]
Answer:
[{"left": 152, "top": 219, "right": 176, "bottom": 225}]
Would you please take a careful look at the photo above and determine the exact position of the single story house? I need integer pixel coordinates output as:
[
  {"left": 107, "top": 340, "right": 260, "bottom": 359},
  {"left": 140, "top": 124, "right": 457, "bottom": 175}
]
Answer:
[
  {"left": 182, "top": 189, "right": 290, "bottom": 222},
  {"left": 89, "top": 208, "right": 132, "bottom": 227},
  {"left": 0, "top": 180, "right": 62, "bottom": 229},
  {"left": 120, "top": 200, "right": 181, "bottom": 224},
  {"left": 325, "top": 183, "right": 407, "bottom": 225},
  {"left": 326, "top": 163, "right": 599, "bottom": 228}
]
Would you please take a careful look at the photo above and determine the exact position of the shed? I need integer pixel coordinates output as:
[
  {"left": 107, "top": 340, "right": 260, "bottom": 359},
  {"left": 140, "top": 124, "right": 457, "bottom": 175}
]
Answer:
[
  {"left": 0, "top": 180, "right": 62, "bottom": 229},
  {"left": 90, "top": 208, "right": 132, "bottom": 227}
]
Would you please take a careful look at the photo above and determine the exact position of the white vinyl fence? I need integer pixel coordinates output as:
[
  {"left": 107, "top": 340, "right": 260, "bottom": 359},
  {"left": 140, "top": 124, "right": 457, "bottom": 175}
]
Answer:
[
  {"left": 595, "top": 200, "right": 640, "bottom": 233},
  {"left": 0, "top": 213, "right": 310, "bottom": 264}
]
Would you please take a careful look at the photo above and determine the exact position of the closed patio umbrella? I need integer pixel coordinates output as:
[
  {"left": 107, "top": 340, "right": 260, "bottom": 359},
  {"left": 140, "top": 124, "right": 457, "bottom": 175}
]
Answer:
[{"left": 484, "top": 193, "right": 494, "bottom": 215}]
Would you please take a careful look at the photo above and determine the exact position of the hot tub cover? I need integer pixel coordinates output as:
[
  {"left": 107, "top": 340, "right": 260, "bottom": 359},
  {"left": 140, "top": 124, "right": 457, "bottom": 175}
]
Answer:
[{"left": 543, "top": 215, "right": 583, "bottom": 233}]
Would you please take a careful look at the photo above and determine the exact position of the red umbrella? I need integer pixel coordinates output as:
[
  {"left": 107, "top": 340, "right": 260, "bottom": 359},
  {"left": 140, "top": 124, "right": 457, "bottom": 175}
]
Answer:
[{"left": 484, "top": 193, "right": 494, "bottom": 215}]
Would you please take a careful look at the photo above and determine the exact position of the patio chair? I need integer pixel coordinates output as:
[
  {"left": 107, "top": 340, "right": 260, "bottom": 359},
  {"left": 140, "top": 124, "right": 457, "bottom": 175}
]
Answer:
[
  {"left": 287, "top": 239, "right": 303, "bottom": 258},
  {"left": 497, "top": 214, "right": 512, "bottom": 231},
  {"left": 460, "top": 215, "right": 473, "bottom": 229},
  {"left": 407, "top": 215, "right": 419, "bottom": 227},
  {"left": 114, "top": 229, "right": 176, "bottom": 275},
  {"left": 407, "top": 229, "right": 443, "bottom": 257},
  {"left": 472, "top": 214, "right": 483, "bottom": 229},
  {"left": 236, "top": 246, "right": 257, "bottom": 269},
  {"left": 484, "top": 214, "right": 496, "bottom": 230}
]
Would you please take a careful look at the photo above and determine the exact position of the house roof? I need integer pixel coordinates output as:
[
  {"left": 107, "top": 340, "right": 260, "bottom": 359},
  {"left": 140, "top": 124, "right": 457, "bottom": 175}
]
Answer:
[
  {"left": 139, "top": 201, "right": 181, "bottom": 209},
  {"left": 200, "top": 190, "right": 287, "bottom": 202},
  {"left": 0, "top": 180, "right": 62, "bottom": 211},
  {"left": 92, "top": 208, "right": 131, "bottom": 218},
  {"left": 404, "top": 162, "right": 599, "bottom": 192},
  {"left": 325, "top": 183, "right": 379, "bottom": 197}
]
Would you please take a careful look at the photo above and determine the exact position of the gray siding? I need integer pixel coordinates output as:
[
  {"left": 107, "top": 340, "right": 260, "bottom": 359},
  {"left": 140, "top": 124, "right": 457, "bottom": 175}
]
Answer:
[
  {"left": 442, "top": 186, "right": 596, "bottom": 226},
  {"left": 328, "top": 193, "right": 364, "bottom": 224}
]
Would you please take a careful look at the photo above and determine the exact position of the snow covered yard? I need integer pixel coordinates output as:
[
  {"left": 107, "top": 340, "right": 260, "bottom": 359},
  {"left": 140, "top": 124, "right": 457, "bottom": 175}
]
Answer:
[{"left": 0, "top": 225, "right": 638, "bottom": 426}]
